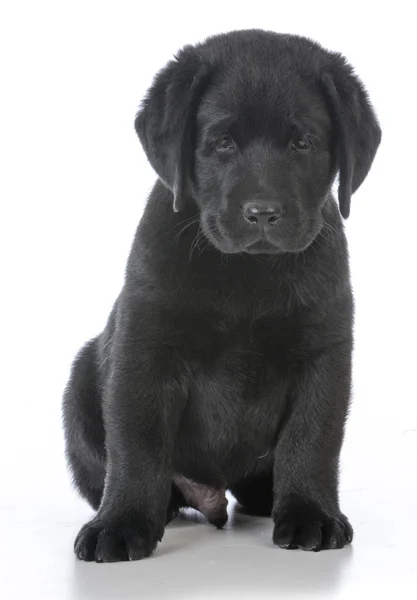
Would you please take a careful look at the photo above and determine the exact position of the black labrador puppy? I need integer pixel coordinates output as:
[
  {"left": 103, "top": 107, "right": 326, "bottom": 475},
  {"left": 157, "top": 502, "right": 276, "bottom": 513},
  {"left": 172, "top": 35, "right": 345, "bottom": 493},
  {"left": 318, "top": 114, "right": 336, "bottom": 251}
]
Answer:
[{"left": 63, "top": 29, "right": 381, "bottom": 562}]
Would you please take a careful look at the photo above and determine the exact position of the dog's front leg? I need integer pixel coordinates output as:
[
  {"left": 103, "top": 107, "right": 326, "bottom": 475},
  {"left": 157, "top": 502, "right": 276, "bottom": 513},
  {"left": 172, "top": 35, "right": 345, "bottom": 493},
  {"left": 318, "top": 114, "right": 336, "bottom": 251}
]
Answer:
[
  {"left": 272, "top": 344, "right": 353, "bottom": 551},
  {"left": 74, "top": 319, "right": 187, "bottom": 562}
]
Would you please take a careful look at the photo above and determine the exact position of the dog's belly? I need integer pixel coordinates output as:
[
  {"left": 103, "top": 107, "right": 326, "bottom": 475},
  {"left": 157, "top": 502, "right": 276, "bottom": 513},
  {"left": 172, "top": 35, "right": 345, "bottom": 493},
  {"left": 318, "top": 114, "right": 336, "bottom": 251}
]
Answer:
[{"left": 173, "top": 351, "right": 289, "bottom": 487}]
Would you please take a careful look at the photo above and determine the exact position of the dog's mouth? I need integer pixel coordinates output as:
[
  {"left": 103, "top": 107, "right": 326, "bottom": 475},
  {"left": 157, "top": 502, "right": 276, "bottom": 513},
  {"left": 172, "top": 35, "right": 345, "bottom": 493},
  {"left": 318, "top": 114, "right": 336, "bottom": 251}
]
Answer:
[
  {"left": 201, "top": 211, "right": 321, "bottom": 255},
  {"left": 244, "top": 238, "right": 281, "bottom": 254},
  {"left": 243, "top": 234, "right": 315, "bottom": 254}
]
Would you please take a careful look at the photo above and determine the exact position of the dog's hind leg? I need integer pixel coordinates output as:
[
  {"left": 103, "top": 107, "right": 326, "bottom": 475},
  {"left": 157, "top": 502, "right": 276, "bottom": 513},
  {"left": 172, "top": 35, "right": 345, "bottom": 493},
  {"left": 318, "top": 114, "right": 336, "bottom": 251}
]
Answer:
[{"left": 63, "top": 338, "right": 106, "bottom": 510}]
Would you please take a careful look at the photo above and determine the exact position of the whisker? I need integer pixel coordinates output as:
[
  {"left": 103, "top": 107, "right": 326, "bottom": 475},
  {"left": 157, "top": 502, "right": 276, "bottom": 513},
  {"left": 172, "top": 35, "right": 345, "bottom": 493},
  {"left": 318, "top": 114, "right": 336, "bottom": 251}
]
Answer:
[
  {"left": 319, "top": 221, "right": 340, "bottom": 246},
  {"left": 189, "top": 225, "right": 203, "bottom": 262},
  {"left": 172, "top": 217, "right": 200, "bottom": 245},
  {"left": 170, "top": 214, "right": 199, "bottom": 232}
]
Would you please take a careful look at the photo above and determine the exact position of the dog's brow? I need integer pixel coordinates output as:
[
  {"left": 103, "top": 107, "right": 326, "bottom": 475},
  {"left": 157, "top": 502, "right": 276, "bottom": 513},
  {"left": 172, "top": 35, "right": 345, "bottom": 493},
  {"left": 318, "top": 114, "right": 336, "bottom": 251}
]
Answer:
[
  {"left": 197, "top": 105, "right": 236, "bottom": 127},
  {"left": 202, "top": 116, "right": 237, "bottom": 142}
]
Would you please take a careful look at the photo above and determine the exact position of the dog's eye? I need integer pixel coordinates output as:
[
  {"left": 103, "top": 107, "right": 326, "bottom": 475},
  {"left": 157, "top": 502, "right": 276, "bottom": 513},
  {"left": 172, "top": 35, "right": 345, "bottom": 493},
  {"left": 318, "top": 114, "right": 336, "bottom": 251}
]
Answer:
[
  {"left": 291, "top": 136, "right": 311, "bottom": 151},
  {"left": 215, "top": 133, "right": 235, "bottom": 151}
]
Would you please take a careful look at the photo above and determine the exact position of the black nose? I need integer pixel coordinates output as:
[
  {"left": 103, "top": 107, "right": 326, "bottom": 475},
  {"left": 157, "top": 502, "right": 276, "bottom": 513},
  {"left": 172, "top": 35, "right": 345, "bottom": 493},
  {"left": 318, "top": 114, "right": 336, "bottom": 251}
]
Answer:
[{"left": 243, "top": 202, "right": 284, "bottom": 226}]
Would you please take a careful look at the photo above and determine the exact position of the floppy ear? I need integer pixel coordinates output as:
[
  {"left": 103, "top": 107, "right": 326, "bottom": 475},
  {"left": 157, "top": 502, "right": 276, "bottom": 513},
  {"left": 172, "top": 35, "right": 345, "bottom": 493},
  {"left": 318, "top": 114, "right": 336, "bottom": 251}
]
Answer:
[
  {"left": 321, "top": 61, "right": 381, "bottom": 218},
  {"left": 135, "top": 48, "right": 210, "bottom": 212}
]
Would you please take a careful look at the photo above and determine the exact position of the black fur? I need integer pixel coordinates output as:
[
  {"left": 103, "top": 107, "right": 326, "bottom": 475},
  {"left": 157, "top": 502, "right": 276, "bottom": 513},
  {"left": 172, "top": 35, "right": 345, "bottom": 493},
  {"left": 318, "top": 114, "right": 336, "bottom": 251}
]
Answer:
[{"left": 63, "top": 30, "right": 380, "bottom": 562}]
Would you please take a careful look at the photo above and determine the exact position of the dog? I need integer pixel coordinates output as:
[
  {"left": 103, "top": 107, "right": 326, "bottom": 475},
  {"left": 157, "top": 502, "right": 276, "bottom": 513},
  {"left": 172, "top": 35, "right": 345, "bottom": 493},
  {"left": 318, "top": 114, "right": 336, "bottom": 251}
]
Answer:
[{"left": 63, "top": 29, "right": 381, "bottom": 562}]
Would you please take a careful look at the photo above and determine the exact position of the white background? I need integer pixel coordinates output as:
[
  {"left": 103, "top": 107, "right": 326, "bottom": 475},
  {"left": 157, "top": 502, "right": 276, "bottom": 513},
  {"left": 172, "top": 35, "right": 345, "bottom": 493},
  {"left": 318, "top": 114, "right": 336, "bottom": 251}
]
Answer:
[{"left": 1, "top": 1, "right": 416, "bottom": 598}]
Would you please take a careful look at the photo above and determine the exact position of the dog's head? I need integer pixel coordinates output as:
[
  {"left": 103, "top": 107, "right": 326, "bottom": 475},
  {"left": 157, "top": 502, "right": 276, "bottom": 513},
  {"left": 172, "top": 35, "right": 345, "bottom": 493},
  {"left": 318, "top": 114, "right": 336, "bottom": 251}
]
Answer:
[{"left": 135, "top": 30, "right": 381, "bottom": 254}]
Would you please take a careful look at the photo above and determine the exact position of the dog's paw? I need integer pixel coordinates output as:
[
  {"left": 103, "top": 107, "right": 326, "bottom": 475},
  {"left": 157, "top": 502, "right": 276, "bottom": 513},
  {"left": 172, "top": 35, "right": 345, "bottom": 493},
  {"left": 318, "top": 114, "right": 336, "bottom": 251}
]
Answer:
[
  {"left": 272, "top": 498, "right": 353, "bottom": 551},
  {"left": 74, "top": 513, "right": 163, "bottom": 562}
]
